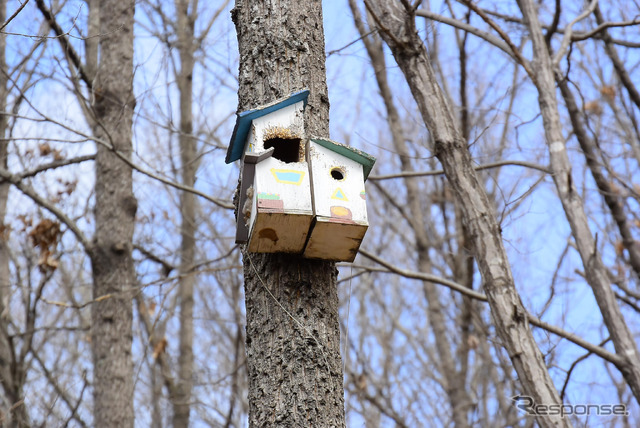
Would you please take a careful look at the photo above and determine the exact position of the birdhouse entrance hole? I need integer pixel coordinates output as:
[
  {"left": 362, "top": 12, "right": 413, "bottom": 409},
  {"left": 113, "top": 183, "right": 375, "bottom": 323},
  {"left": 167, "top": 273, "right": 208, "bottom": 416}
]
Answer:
[
  {"left": 264, "top": 137, "right": 302, "bottom": 163},
  {"left": 330, "top": 167, "right": 345, "bottom": 181}
]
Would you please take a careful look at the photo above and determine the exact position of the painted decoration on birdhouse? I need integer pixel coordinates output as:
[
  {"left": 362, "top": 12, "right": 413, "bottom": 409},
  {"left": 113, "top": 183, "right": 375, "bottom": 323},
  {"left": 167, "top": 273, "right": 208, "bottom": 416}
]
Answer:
[
  {"left": 304, "top": 138, "right": 375, "bottom": 262},
  {"left": 226, "top": 90, "right": 376, "bottom": 261},
  {"left": 247, "top": 155, "right": 313, "bottom": 253},
  {"left": 226, "top": 90, "right": 313, "bottom": 254}
]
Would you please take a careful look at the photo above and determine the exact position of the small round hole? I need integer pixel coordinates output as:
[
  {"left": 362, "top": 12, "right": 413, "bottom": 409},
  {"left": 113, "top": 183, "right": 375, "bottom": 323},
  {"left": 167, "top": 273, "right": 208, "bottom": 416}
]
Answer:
[{"left": 330, "top": 167, "right": 345, "bottom": 181}]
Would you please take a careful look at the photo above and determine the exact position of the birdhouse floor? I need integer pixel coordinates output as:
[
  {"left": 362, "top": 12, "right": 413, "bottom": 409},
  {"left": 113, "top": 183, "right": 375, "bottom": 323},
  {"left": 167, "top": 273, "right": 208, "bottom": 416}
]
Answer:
[
  {"left": 248, "top": 211, "right": 313, "bottom": 254},
  {"left": 303, "top": 218, "right": 368, "bottom": 262}
]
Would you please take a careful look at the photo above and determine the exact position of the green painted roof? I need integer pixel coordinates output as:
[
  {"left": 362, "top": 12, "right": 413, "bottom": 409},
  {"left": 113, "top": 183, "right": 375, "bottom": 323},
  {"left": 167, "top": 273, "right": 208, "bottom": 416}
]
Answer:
[{"left": 311, "top": 138, "right": 376, "bottom": 180}]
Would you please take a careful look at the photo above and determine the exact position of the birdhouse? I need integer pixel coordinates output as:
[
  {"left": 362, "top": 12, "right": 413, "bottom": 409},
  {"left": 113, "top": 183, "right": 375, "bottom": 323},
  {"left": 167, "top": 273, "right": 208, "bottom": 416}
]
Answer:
[
  {"left": 226, "top": 90, "right": 313, "bottom": 254},
  {"left": 304, "top": 138, "right": 375, "bottom": 262},
  {"left": 226, "top": 89, "right": 376, "bottom": 261}
]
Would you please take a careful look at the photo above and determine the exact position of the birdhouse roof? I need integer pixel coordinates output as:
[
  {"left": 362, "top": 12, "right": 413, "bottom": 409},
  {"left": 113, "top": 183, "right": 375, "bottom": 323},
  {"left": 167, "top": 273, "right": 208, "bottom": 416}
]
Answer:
[
  {"left": 311, "top": 138, "right": 376, "bottom": 180},
  {"left": 226, "top": 89, "right": 310, "bottom": 164}
]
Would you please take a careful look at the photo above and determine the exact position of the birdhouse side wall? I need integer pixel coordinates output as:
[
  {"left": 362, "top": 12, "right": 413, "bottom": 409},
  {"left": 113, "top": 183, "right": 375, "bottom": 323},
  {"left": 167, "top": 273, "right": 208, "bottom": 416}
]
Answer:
[
  {"left": 308, "top": 141, "right": 368, "bottom": 225},
  {"left": 247, "top": 156, "right": 313, "bottom": 253}
]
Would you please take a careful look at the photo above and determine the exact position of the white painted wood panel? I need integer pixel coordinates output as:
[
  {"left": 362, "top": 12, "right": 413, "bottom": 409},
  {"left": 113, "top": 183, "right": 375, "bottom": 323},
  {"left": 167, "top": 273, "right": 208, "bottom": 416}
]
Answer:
[{"left": 248, "top": 156, "right": 313, "bottom": 253}]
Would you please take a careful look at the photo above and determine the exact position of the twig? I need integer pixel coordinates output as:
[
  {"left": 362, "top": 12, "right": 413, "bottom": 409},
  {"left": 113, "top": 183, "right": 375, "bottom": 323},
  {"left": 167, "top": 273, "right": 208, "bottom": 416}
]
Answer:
[
  {"left": 552, "top": 0, "right": 598, "bottom": 66},
  {"left": 0, "top": 167, "right": 91, "bottom": 251},
  {"left": 35, "top": 0, "right": 93, "bottom": 87},
  {"left": 358, "top": 248, "right": 488, "bottom": 301},
  {"left": 0, "top": 0, "right": 30, "bottom": 32},
  {"left": 41, "top": 293, "right": 114, "bottom": 309},
  {"left": 369, "top": 159, "right": 550, "bottom": 180},
  {"left": 327, "top": 29, "right": 378, "bottom": 57},
  {"left": 459, "top": 0, "right": 534, "bottom": 78}
]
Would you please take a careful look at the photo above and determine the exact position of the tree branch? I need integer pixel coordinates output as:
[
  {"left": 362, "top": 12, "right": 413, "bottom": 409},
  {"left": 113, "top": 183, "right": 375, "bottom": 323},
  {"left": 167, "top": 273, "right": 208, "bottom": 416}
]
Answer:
[
  {"left": 34, "top": 0, "right": 94, "bottom": 88},
  {"left": 459, "top": 0, "right": 534, "bottom": 78},
  {"left": 359, "top": 248, "right": 488, "bottom": 301},
  {"left": 551, "top": 0, "right": 598, "bottom": 66},
  {"left": 0, "top": 167, "right": 91, "bottom": 251},
  {"left": 358, "top": 249, "right": 625, "bottom": 366},
  {"left": 369, "top": 159, "right": 550, "bottom": 180},
  {"left": 0, "top": 0, "right": 30, "bottom": 31}
]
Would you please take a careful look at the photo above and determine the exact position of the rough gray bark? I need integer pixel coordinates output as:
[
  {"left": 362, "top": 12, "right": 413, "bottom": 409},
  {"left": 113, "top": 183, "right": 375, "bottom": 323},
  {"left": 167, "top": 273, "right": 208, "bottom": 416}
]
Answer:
[
  {"left": 516, "top": 0, "right": 640, "bottom": 404},
  {"left": 0, "top": 2, "right": 29, "bottom": 425},
  {"left": 173, "top": 0, "right": 196, "bottom": 425},
  {"left": 364, "top": 2, "right": 569, "bottom": 427},
  {"left": 89, "top": 1, "right": 137, "bottom": 426},
  {"left": 0, "top": 0, "right": 11, "bottom": 416},
  {"left": 0, "top": 3, "right": 31, "bottom": 424},
  {"left": 231, "top": 0, "right": 345, "bottom": 426},
  {"left": 349, "top": 2, "right": 471, "bottom": 426}
]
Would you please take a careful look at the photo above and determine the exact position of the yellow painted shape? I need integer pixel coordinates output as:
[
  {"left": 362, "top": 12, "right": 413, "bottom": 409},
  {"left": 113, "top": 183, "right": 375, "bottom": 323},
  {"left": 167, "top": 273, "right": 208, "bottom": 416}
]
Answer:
[
  {"left": 331, "top": 206, "right": 350, "bottom": 217},
  {"left": 331, "top": 187, "right": 348, "bottom": 201}
]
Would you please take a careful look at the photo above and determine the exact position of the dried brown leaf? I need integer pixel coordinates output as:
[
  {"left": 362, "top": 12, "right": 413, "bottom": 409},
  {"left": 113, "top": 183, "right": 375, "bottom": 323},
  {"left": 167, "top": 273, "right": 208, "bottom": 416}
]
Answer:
[
  {"left": 152, "top": 337, "right": 168, "bottom": 360},
  {"left": 38, "top": 142, "right": 52, "bottom": 156},
  {"left": 600, "top": 85, "right": 616, "bottom": 101}
]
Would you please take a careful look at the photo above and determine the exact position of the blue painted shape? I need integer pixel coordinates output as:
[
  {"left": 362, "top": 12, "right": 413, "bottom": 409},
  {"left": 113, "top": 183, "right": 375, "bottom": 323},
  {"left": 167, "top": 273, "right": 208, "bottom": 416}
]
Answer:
[
  {"left": 271, "top": 169, "right": 305, "bottom": 185},
  {"left": 226, "top": 89, "right": 310, "bottom": 164},
  {"left": 275, "top": 171, "right": 302, "bottom": 183},
  {"left": 332, "top": 188, "right": 348, "bottom": 201}
]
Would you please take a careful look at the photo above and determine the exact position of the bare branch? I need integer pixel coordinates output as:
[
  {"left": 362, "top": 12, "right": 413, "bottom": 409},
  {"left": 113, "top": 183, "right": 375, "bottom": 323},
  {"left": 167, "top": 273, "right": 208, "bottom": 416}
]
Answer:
[
  {"left": 359, "top": 248, "right": 488, "bottom": 301},
  {"left": 480, "top": 6, "right": 640, "bottom": 48},
  {"left": 416, "top": 9, "right": 515, "bottom": 59},
  {"left": 0, "top": 0, "right": 30, "bottom": 31},
  {"left": 571, "top": 16, "right": 640, "bottom": 42},
  {"left": 526, "top": 316, "right": 623, "bottom": 366},
  {"left": 552, "top": 0, "right": 598, "bottom": 66},
  {"left": 34, "top": 0, "right": 94, "bottom": 87},
  {"left": 358, "top": 250, "right": 625, "bottom": 370},
  {"left": 19, "top": 155, "right": 95, "bottom": 179},
  {"left": 369, "top": 159, "right": 551, "bottom": 180},
  {"left": 459, "top": 0, "right": 534, "bottom": 78},
  {"left": 0, "top": 167, "right": 91, "bottom": 251}
]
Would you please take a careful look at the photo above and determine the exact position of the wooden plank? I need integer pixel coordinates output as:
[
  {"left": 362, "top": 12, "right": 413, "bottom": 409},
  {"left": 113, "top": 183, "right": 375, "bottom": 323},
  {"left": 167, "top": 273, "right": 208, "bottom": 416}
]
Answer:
[
  {"left": 303, "top": 218, "right": 368, "bottom": 262},
  {"left": 249, "top": 211, "right": 313, "bottom": 253}
]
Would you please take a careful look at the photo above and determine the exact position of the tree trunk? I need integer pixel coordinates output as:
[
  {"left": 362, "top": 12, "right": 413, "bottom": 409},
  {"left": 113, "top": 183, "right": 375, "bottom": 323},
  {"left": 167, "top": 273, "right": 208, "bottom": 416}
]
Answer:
[
  {"left": 231, "top": 1, "right": 346, "bottom": 426},
  {"left": 0, "top": 2, "right": 30, "bottom": 425},
  {"left": 365, "top": 2, "right": 569, "bottom": 427},
  {"left": 0, "top": 2, "right": 28, "bottom": 425},
  {"left": 0, "top": 0, "right": 11, "bottom": 415},
  {"left": 89, "top": 1, "right": 136, "bottom": 427},
  {"left": 173, "top": 0, "right": 197, "bottom": 425}
]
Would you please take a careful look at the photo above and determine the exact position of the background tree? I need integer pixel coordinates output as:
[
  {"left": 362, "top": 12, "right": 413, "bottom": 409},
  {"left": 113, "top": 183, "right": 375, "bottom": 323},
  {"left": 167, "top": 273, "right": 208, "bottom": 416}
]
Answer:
[
  {"left": 87, "top": 1, "right": 137, "bottom": 425},
  {"left": 364, "top": 1, "right": 569, "bottom": 426}
]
